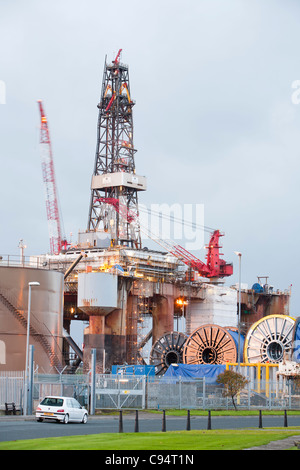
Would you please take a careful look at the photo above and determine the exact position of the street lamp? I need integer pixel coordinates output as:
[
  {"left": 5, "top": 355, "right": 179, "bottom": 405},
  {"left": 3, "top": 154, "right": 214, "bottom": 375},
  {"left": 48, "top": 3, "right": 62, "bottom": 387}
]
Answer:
[
  {"left": 24, "top": 281, "right": 40, "bottom": 415},
  {"left": 234, "top": 252, "right": 242, "bottom": 372}
]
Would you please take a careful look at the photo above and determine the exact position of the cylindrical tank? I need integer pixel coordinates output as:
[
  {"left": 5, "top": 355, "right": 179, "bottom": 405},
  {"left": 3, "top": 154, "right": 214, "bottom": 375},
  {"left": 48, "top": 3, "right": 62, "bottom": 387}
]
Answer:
[
  {"left": 0, "top": 266, "right": 64, "bottom": 372},
  {"left": 244, "top": 314, "right": 295, "bottom": 363},
  {"left": 80, "top": 273, "right": 131, "bottom": 373},
  {"left": 77, "top": 272, "right": 118, "bottom": 315}
]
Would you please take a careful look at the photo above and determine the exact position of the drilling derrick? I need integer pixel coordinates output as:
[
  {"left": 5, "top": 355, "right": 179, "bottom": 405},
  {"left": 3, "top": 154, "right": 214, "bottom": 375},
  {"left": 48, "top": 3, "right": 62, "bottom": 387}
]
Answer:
[{"left": 88, "top": 49, "right": 146, "bottom": 249}]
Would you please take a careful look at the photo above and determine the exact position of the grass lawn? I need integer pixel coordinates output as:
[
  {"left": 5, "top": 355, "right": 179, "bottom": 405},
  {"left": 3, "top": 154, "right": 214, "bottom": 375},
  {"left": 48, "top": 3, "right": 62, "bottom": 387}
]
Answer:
[{"left": 1, "top": 429, "right": 300, "bottom": 450}]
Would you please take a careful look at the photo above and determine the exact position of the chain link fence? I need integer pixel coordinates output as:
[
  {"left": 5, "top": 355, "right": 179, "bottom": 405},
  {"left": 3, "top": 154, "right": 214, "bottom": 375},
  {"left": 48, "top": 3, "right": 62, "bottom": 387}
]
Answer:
[{"left": 1, "top": 371, "right": 300, "bottom": 413}]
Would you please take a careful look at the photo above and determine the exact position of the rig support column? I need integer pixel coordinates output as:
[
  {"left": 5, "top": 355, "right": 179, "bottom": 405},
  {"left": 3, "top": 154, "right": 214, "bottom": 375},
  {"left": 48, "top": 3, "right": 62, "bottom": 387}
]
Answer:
[{"left": 152, "top": 294, "right": 174, "bottom": 345}]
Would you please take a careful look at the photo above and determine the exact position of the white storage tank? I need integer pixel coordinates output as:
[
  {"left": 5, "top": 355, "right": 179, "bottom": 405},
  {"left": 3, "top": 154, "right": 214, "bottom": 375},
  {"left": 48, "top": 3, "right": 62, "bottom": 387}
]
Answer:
[{"left": 77, "top": 271, "right": 118, "bottom": 315}]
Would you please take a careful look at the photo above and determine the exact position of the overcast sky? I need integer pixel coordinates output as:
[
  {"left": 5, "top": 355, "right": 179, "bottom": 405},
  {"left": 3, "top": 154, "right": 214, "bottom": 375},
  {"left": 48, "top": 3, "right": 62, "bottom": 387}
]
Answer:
[{"left": 0, "top": 0, "right": 300, "bottom": 317}]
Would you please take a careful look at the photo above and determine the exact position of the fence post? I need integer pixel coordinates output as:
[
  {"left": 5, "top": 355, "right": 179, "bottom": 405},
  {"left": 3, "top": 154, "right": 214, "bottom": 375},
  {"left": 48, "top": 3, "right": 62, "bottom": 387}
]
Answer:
[
  {"left": 28, "top": 345, "right": 34, "bottom": 415},
  {"left": 142, "top": 375, "right": 146, "bottom": 409},
  {"left": 248, "top": 380, "right": 251, "bottom": 409},
  {"left": 90, "top": 349, "right": 96, "bottom": 415},
  {"left": 179, "top": 376, "right": 181, "bottom": 409},
  {"left": 5, "top": 376, "right": 8, "bottom": 407},
  {"left": 268, "top": 379, "right": 272, "bottom": 410}
]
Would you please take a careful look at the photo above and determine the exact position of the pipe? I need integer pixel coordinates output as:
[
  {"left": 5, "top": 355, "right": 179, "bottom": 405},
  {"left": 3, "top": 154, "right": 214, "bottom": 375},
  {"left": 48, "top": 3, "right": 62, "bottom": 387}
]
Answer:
[
  {"left": 63, "top": 328, "right": 83, "bottom": 361},
  {"left": 64, "top": 252, "right": 86, "bottom": 280}
]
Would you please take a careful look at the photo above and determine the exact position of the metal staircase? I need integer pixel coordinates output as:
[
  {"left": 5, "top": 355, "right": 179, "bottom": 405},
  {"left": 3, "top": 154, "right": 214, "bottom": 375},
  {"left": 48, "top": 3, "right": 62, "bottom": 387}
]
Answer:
[{"left": 0, "top": 290, "right": 64, "bottom": 372}]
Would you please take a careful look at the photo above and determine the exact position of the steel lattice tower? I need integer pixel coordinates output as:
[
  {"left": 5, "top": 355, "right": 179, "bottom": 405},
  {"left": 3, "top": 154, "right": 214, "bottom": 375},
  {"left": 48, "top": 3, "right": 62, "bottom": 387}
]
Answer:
[{"left": 87, "top": 50, "right": 146, "bottom": 249}]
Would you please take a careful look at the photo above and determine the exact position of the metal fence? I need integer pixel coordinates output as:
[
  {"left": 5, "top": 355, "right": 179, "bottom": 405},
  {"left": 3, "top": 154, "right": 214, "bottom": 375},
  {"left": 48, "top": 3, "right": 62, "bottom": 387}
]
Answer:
[
  {"left": 1, "top": 371, "right": 300, "bottom": 413},
  {"left": 0, "top": 372, "right": 24, "bottom": 409}
]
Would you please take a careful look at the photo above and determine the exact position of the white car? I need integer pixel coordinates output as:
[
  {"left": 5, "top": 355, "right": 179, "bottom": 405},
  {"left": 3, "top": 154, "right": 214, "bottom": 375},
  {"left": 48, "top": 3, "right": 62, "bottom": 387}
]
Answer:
[{"left": 36, "top": 396, "right": 88, "bottom": 424}]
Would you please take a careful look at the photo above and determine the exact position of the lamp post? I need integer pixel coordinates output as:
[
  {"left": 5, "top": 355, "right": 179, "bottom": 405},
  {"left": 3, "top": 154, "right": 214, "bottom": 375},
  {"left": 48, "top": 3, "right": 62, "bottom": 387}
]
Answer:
[
  {"left": 234, "top": 252, "right": 242, "bottom": 372},
  {"left": 24, "top": 281, "right": 40, "bottom": 415}
]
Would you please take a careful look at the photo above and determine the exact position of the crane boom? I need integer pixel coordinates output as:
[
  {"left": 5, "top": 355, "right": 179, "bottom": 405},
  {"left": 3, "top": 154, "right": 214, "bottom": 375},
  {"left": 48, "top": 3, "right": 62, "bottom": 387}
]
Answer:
[
  {"left": 95, "top": 196, "right": 233, "bottom": 279},
  {"left": 37, "top": 100, "right": 63, "bottom": 255}
]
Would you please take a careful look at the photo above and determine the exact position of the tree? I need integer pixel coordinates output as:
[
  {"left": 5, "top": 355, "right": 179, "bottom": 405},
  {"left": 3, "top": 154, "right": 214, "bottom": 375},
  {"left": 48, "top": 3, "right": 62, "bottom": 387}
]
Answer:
[{"left": 216, "top": 370, "right": 249, "bottom": 410}]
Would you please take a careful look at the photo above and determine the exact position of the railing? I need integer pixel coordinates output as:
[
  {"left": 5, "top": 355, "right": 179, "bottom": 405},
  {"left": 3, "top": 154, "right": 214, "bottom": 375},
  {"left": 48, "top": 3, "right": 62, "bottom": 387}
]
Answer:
[
  {"left": 0, "top": 252, "right": 185, "bottom": 285},
  {"left": 0, "top": 254, "right": 52, "bottom": 270}
]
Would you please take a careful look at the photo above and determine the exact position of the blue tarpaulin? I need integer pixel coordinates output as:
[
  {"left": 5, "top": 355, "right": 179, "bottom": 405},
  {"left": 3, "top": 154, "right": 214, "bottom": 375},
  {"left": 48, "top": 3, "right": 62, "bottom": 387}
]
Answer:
[
  {"left": 164, "top": 364, "right": 226, "bottom": 383},
  {"left": 293, "top": 317, "right": 300, "bottom": 362},
  {"left": 227, "top": 330, "right": 245, "bottom": 362},
  {"left": 109, "top": 264, "right": 124, "bottom": 273}
]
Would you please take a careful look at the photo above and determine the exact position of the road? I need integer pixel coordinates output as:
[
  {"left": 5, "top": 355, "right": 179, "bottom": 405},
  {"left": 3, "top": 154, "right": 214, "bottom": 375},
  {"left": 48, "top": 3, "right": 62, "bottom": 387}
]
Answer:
[{"left": 0, "top": 413, "right": 299, "bottom": 442}]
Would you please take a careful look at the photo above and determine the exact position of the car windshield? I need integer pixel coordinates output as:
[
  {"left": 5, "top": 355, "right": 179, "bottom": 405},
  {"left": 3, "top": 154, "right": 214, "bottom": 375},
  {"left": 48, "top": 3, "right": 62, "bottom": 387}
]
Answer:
[{"left": 40, "top": 397, "right": 64, "bottom": 407}]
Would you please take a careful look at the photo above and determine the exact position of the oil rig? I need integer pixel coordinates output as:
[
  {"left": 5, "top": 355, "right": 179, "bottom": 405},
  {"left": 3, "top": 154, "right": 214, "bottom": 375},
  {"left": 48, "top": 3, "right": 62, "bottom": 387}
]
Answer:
[{"left": 0, "top": 50, "right": 292, "bottom": 375}]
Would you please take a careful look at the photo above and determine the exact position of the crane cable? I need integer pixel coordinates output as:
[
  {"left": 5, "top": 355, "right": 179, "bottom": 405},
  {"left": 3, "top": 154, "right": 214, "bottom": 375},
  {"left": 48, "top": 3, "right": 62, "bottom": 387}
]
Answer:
[{"left": 137, "top": 205, "right": 217, "bottom": 234}]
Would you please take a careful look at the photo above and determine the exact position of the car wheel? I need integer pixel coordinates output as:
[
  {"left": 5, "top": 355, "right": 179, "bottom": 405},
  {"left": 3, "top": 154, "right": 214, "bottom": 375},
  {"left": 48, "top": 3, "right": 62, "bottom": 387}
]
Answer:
[
  {"left": 37, "top": 418, "right": 43, "bottom": 422},
  {"left": 81, "top": 413, "right": 88, "bottom": 424},
  {"left": 62, "top": 413, "right": 69, "bottom": 424}
]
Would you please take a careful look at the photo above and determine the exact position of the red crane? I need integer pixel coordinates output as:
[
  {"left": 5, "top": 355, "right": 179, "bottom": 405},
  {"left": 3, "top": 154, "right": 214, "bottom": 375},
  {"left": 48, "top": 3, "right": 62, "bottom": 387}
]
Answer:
[
  {"left": 95, "top": 197, "right": 233, "bottom": 279},
  {"left": 113, "top": 48, "right": 122, "bottom": 65},
  {"left": 37, "top": 100, "right": 67, "bottom": 255},
  {"left": 163, "top": 230, "right": 233, "bottom": 279}
]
